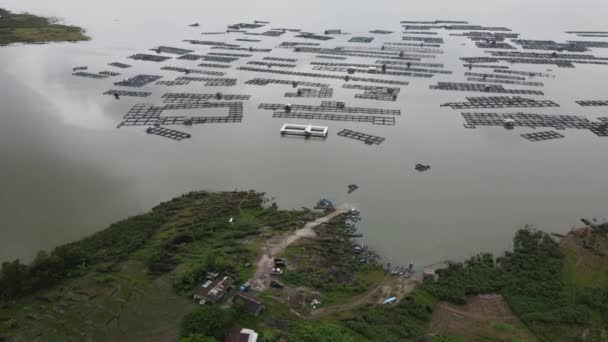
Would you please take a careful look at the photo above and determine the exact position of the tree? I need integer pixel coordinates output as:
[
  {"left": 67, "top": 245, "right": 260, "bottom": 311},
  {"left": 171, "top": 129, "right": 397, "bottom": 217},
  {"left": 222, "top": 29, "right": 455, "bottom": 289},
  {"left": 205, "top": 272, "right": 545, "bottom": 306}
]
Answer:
[
  {"left": 0, "top": 260, "right": 28, "bottom": 298},
  {"left": 259, "top": 329, "right": 279, "bottom": 342},
  {"left": 179, "top": 334, "right": 218, "bottom": 342},
  {"left": 180, "top": 306, "right": 234, "bottom": 339},
  {"left": 291, "top": 322, "right": 361, "bottom": 342}
]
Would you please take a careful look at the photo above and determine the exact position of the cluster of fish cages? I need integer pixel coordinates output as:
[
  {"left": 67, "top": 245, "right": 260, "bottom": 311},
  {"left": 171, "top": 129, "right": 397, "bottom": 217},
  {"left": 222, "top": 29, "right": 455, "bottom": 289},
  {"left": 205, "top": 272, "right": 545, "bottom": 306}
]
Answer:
[
  {"left": 310, "top": 61, "right": 450, "bottom": 74},
  {"left": 369, "top": 29, "right": 393, "bottom": 34},
  {"left": 466, "top": 77, "right": 544, "bottom": 87},
  {"left": 259, "top": 102, "right": 400, "bottom": 116},
  {"left": 128, "top": 54, "right": 172, "bottom": 62},
  {"left": 464, "top": 72, "right": 525, "bottom": 81},
  {"left": 576, "top": 100, "right": 608, "bottom": 107},
  {"left": 294, "top": 32, "right": 333, "bottom": 40},
  {"left": 349, "top": 36, "right": 374, "bottom": 43},
  {"left": 150, "top": 46, "right": 194, "bottom": 55},
  {"left": 174, "top": 77, "right": 237, "bottom": 86},
  {"left": 247, "top": 61, "right": 296, "bottom": 68},
  {"left": 520, "top": 130, "right": 565, "bottom": 142},
  {"left": 441, "top": 96, "right": 559, "bottom": 109},
  {"left": 114, "top": 74, "right": 163, "bottom": 87},
  {"left": 99, "top": 71, "right": 121, "bottom": 76},
  {"left": 211, "top": 46, "right": 271, "bottom": 52},
  {"left": 236, "top": 66, "right": 410, "bottom": 85},
  {"left": 284, "top": 87, "right": 334, "bottom": 98},
  {"left": 145, "top": 126, "right": 191, "bottom": 141},
  {"left": 337, "top": 129, "right": 386, "bottom": 145},
  {"left": 177, "top": 54, "right": 205, "bottom": 60},
  {"left": 197, "top": 63, "right": 232, "bottom": 69},
  {"left": 74, "top": 17, "right": 608, "bottom": 144},
  {"left": 260, "top": 102, "right": 398, "bottom": 126},
  {"left": 343, "top": 84, "right": 400, "bottom": 101},
  {"left": 236, "top": 38, "right": 261, "bottom": 42},
  {"left": 104, "top": 90, "right": 152, "bottom": 98},
  {"left": 245, "top": 77, "right": 330, "bottom": 88},
  {"left": 263, "top": 57, "right": 297, "bottom": 62},
  {"left": 463, "top": 64, "right": 509, "bottom": 70},
  {"left": 73, "top": 72, "right": 110, "bottom": 79},
  {"left": 430, "top": 82, "right": 544, "bottom": 95},
  {"left": 161, "top": 66, "right": 225, "bottom": 76},
  {"left": 315, "top": 55, "right": 347, "bottom": 60},
  {"left": 161, "top": 92, "right": 251, "bottom": 103},
  {"left": 200, "top": 55, "right": 239, "bottom": 63},
  {"left": 272, "top": 111, "right": 395, "bottom": 125},
  {"left": 108, "top": 62, "right": 132, "bottom": 68},
  {"left": 493, "top": 69, "right": 554, "bottom": 78},
  {"left": 312, "top": 65, "right": 433, "bottom": 78},
  {"left": 402, "top": 36, "right": 445, "bottom": 44},
  {"left": 155, "top": 80, "right": 190, "bottom": 86},
  {"left": 208, "top": 52, "right": 253, "bottom": 57},
  {"left": 461, "top": 112, "right": 592, "bottom": 129}
]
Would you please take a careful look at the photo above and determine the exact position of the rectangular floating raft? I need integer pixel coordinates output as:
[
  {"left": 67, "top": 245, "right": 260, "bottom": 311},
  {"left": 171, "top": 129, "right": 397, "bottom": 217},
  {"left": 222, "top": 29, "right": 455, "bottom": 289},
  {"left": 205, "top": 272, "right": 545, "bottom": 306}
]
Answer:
[
  {"left": 145, "top": 126, "right": 191, "bottom": 141},
  {"left": 576, "top": 100, "right": 608, "bottom": 106},
  {"left": 108, "top": 62, "right": 132, "bottom": 69},
  {"left": 337, "top": 129, "right": 385, "bottom": 145},
  {"left": 104, "top": 90, "right": 151, "bottom": 97},
  {"left": 128, "top": 54, "right": 172, "bottom": 62},
  {"left": 280, "top": 123, "right": 328, "bottom": 138},
  {"left": 114, "top": 74, "right": 163, "bottom": 87},
  {"left": 520, "top": 130, "right": 565, "bottom": 142}
]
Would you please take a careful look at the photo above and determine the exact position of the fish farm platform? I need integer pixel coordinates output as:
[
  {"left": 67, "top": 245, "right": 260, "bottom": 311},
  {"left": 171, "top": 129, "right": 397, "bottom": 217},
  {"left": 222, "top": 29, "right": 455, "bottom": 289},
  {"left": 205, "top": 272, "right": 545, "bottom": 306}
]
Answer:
[{"left": 338, "top": 129, "right": 385, "bottom": 145}]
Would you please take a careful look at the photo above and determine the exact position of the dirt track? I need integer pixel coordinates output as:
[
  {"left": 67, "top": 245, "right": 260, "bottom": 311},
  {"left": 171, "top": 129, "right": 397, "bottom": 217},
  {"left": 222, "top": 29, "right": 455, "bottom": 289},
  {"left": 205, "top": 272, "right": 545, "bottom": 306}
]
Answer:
[{"left": 248, "top": 204, "right": 349, "bottom": 291}]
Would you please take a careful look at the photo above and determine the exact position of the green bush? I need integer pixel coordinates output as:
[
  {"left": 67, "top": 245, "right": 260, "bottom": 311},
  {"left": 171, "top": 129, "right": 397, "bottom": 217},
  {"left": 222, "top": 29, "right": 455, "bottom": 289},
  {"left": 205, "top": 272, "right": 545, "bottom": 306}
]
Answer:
[{"left": 180, "top": 306, "right": 235, "bottom": 339}]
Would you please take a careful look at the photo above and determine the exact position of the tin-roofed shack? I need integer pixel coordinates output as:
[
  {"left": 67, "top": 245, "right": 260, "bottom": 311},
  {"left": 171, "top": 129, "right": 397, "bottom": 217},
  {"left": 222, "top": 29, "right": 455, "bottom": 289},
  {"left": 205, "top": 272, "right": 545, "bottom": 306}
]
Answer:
[
  {"left": 233, "top": 293, "right": 265, "bottom": 316},
  {"left": 193, "top": 274, "right": 235, "bottom": 304}
]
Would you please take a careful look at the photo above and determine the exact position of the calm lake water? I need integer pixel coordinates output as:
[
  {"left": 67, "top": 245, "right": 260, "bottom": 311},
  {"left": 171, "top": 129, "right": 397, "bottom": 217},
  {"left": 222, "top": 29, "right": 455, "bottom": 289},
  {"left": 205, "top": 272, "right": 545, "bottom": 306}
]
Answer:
[{"left": 2, "top": 0, "right": 608, "bottom": 268}]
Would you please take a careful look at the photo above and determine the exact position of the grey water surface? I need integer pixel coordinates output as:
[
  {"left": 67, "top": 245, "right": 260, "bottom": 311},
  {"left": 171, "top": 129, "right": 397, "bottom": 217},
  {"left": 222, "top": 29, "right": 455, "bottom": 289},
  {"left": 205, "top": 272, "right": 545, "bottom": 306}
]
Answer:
[{"left": 1, "top": 0, "right": 608, "bottom": 268}]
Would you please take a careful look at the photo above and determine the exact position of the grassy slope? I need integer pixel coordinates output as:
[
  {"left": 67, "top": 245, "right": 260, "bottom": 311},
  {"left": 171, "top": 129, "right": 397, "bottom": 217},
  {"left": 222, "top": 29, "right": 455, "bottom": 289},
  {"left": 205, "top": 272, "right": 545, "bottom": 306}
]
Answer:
[
  {"left": 0, "top": 191, "right": 310, "bottom": 341},
  {"left": 0, "top": 8, "right": 88, "bottom": 45}
]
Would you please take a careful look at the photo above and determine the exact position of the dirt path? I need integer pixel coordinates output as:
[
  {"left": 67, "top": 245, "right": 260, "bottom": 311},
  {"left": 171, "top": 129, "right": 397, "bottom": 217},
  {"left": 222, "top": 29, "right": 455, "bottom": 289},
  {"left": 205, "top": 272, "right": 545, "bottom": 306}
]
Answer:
[
  {"left": 310, "top": 275, "right": 417, "bottom": 318},
  {"left": 248, "top": 204, "right": 349, "bottom": 291}
]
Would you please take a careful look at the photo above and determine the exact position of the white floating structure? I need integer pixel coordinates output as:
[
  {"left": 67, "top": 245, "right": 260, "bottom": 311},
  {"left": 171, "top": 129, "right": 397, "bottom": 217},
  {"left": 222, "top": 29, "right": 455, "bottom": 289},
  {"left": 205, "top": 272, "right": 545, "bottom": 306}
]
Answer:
[{"left": 280, "top": 123, "right": 328, "bottom": 138}]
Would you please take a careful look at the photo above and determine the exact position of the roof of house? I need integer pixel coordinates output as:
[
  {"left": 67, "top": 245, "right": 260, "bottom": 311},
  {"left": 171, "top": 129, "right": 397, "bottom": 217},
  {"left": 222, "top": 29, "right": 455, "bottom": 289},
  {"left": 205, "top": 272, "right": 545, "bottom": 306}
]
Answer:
[
  {"left": 195, "top": 275, "right": 235, "bottom": 303},
  {"left": 233, "top": 293, "right": 265, "bottom": 316},
  {"left": 224, "top": 328, "right": 258, "bottom": 342}
]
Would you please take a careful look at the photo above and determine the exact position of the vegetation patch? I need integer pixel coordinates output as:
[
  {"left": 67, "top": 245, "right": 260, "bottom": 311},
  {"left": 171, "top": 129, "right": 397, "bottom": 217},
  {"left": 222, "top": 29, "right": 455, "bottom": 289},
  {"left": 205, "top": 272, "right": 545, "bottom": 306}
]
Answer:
[
  {"left": 422, "top": 228, "right": 608, "bottom": 341},
  {"left": 0, "top": 8, "right": 89, "bottom": 45}
]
